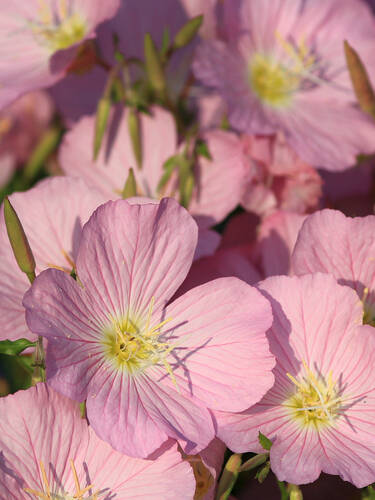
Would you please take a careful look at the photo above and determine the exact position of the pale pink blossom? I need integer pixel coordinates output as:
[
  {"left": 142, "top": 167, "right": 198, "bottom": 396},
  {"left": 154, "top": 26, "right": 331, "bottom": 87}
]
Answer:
[
  {"left": 216, "top": 273, "right": 375, "bottom": 487},
  {"left": 241, "top": 133, "right": 322, "bottom": 217},
  {"left": 0, "top": 0, "right": 120, "bottom": 109},
  {"left": 59, "top": 106, "right": 247, "bottom": 228},
  {"left": 23, "top": 198, "right": 275, "bottom": 458},
  {"left": 292, "top": 209, "right": 375, "bottom": 325},
  {"left": 193, "top": 0, "right": 375, "bottom": 170},
  {"left": 0, "top": 177, "right": 106, "bottom": 340},
  {"left": 0, "top": 91, "right": 54, "bottom": 171},
  {"left": 0, "top": 383, "right": 195, "bottom": 499}
]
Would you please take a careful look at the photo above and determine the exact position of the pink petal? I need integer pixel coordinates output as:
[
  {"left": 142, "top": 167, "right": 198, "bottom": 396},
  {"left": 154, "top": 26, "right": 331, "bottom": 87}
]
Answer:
[{"left": 161, "top": 277, "right": 275, "bottom": 412}]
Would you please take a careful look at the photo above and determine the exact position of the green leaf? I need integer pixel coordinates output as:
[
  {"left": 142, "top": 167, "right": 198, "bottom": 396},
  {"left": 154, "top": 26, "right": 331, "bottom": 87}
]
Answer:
[
  {"left": 157, "top": 155, "right": 181, "bottom": 194},
  {"left": 0, "top": 339, "right": 36, "bottom": 356},
  {"left": 258, "top": 431, "right": 273, "bottom": 451}
]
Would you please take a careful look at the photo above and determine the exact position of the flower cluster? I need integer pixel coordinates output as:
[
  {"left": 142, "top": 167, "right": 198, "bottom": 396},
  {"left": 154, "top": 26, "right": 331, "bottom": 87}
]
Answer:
[{"left": 1, "top": 1, "right": 375, "bottom": 499}]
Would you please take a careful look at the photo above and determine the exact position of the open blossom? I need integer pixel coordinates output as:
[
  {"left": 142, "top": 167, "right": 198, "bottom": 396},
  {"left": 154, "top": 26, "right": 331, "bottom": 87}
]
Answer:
[
  {"left": 59, "top": 106, "right": 246, "bottom": 228},
  {"left": 193, "top": 0, "right": 375, "bottom": 170},
  {"left": 216, "top": 273, "right": 375, "bottom": 486},
  {"left": 0, "top": 383, "right": 195, "bottom": 499},
  {"left": 0, "top": 177, "right": 106, "bottom": 340},
  {"left": 23, "top": 198, "right": 275, "bottom": 458},
  {"left": 292, "top": 209, "right": 375, "bottom": 325},
  {"left": 0, "top": 0, "right": 120, "bottom": 109}
]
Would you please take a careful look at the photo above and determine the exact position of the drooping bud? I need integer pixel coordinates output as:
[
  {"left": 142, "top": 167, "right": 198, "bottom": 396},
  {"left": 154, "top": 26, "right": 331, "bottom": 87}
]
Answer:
[
  {"left": 23, "top": 126, "right": 61, "bottom": 181},
  {"left": 128, "top": 109, "right": 143, "bottom": 169},
  {"left": 122, "top": 168, "right": 137, "bottom": 199},
  {"left": 173, "top": 15, "right": 203, "bottom": 50},
  {"left": 216, "top": 453, "right": 242, "bottom": 500},
  {"left": 144, "top": 33, "right": 168, "bottom": 101},
  {"left": 239, "top": 453, "right": 268, "bottom": 472},
  {"left": 344, "top": 40, "right": 375, "bottom": 120},
  {"left": 256, "top": 461, "right": 270, "bottom": 484},
  {"left": 4, "top": 198, "right": 36, "bottom": 284}
]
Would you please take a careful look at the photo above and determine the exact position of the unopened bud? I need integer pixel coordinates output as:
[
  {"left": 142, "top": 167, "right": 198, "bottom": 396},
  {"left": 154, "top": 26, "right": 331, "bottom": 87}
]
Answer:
[
  {"left": 144, "top": 33, "right": 167, "bottom": 100},
  {"left": 128, "top": 109, "right": 142, "bottom": 169},
  {"left": 288, "top": 484, "right": 303, "bottom": 500},
  {"left": 122, "top": 168, "right": 137, "bottom": 199},
  {"left": 344, "top": 40, "right": 375, "bottom": 120},
  {"left": 173, "top": 15, "right": 203, "bottom": 50},
  {"left": 4, "top": 198, "right": 36, "bottom": 283},
  {"left": 93, "top": 97, "right": 111, "bottom": 161},
  {"left": 216, "top": 453, "right": 242, "bottom": 500}
]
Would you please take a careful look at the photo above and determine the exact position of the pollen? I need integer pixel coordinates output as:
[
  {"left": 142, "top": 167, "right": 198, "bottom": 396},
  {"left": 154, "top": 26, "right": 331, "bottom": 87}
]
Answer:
[
  {"left": 102, "top": 297, "right": 177, "bottom": 381},
  {"left": 24, "top": 459, "right": 101, "bottom": 499},
  {"left": 283, "top": 361, "right": 341, "bottom": 429},
  {"left": 31, "top": 0, "right": 87, "bottom": 52},
  {"left": 248, "top": 32, "right": 316, "bottom": 108}
]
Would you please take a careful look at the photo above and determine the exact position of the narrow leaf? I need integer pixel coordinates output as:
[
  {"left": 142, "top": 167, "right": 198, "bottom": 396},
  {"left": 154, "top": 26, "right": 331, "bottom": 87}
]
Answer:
[
  {"left": 258, "top": 431, "right": 273, "bottom": 451},
  {"left": 239, "top": 453, "right": 268, "bottom": 472},
  {"left": 93, "top": 97, "right": 111, "bottom": 161},
  {"left": 144, "top": 33, "right": 167, "bottom": 99}
]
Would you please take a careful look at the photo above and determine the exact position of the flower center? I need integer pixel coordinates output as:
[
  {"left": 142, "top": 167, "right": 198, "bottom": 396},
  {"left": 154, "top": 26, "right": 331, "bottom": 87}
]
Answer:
[
  {"left": 31, "top": 0, "right": 87, "bottom": 51},
  {"left": 102, "top": 298, "right": 177, "bottom": 381},
  {"left": 283, "top": 361, "right": 341, "bottom": 429},
  {"left": 24, "top": 460, "right": 102, "bottom": 499},
  {"left": 248, "top": 32, "right": 316, "bottom": 108}
]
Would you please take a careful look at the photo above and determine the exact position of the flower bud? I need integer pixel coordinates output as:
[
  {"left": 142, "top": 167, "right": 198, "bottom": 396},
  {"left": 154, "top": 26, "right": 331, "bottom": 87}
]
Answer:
[
  {"left": 173, "top": 15, "right": 203, "bottom": 50},
  {"left": 344, "top": 40, "right": 375, "bottom": 120},
  {"left": 4, "top": 198, "right": 36, "bottom": 283}
]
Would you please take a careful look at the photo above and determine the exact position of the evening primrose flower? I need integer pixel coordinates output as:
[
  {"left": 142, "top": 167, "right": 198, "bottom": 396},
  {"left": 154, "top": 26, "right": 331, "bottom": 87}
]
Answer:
[
  {"left": 216, "top": 273, "right": 375, "bottom": 486},
  {"left": 0, "top": 0, "right": 120, "bottom": 109},
  {"left": 23, "top": 198, "right": 275, "bottom": 458},
  {"left": 292, "top": 209, "right": 375, "bottom": 326},
  {"left": 0, "top": 383, "right": 196, "bottom": 499},
  {"left": 193, "top": 0, "right": 375, "bottom": 170},
  {"left": 58, "top": 106, "right": 247, "bottom": 229}
]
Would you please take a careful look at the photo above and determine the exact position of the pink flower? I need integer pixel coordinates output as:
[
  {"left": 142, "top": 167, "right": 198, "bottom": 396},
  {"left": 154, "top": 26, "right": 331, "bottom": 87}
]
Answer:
[
  {"left": 0, "top": 177, "right": 106, "bottom": 340},
  {"left": 193, "top": 0, "right": 375, "bottom": 170},
  {"left": 59, "top": 106, "right": 247, "bottom": 228},
  {"left": 0, "top": 90, "right": 54, "bottom": 168},
  {"left": 0, "top": 0, "right": 120, "bottom": 109},
  {"left": 0, "top": 383, "right": 196, "bottom": 499},
  {"left": 241, "top": 133, "right": 322, "bottom": 216},
  {"left": 23, "top": 198, "right": 275, "bottom": 458},
  {"left": 216, "top": 273, "right": 375, "bottom": 486},
  {"left": 292, "top": 209, "right": 375, "bottom": 325}
]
